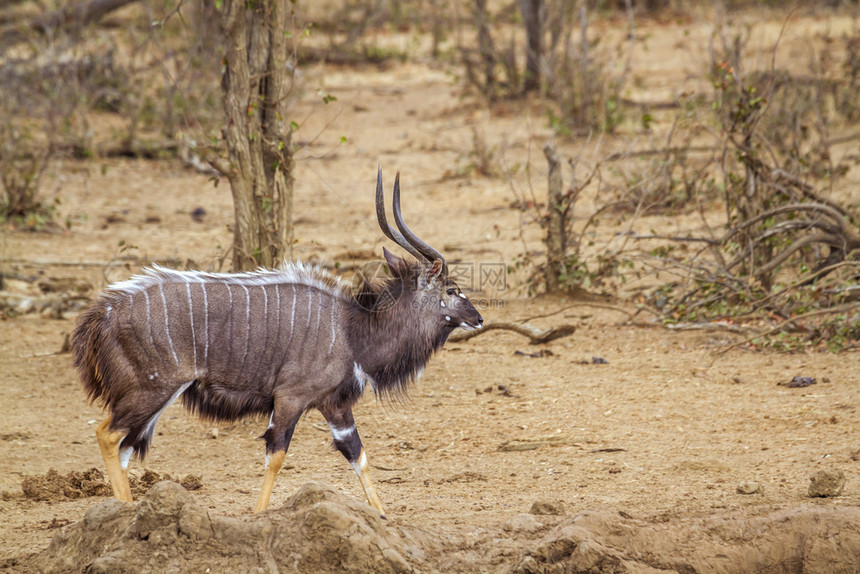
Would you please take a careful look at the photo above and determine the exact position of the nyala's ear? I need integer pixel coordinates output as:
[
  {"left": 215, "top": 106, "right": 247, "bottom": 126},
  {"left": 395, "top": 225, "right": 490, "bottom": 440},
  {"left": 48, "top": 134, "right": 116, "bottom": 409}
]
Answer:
[
  {"left": 383, "top": 247, "right": 410, "bottom": 277},
  {"left": 418, "top": 259, "right": 444, "bottom": 289}
]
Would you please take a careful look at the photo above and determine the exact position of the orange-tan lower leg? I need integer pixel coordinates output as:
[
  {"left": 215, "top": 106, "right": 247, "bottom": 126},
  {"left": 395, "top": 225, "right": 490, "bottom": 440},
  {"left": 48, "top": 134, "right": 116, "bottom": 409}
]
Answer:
[
  {"left": 353, "top": 449, "right": 386, "bottom": 518},
  {"left": 255, "top": 450, "right": 285, "bottom": 513},
  {"left": 96, "top": 416, "right": 133, "bottom": 502}
]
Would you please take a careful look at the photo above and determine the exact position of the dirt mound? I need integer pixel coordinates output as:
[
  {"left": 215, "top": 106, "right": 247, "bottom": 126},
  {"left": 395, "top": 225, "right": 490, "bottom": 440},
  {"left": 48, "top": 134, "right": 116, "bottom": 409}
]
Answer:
[
  {"left": 20, "top": 481, "right": 412, "bottom": 574},
  {"left": 13, "top": 468, "right": 202, "bottom": 503},
  {"left": 129, "top": 469, "right": 203, "bottom": 497},
  {"left": 13, "top": 480, "right": 860, "bottom": 573},
  {"left": 514, "top": 505, "right": 860, "bottom": 573}
]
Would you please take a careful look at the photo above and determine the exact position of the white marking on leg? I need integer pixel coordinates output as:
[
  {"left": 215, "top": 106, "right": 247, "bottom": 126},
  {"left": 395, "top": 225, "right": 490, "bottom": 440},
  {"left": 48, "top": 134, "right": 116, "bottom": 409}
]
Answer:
[
  {"left": 201, "top": 283, "right": 209, "bottom": 365},
  {"left": 349, "top": 450, "right": 368, "bottom": 475},
  {"left": 142, "top": 381, "right": 194, "bottom": 444},
  {"left": 328, "top": 423, "right": 357, "bottom": 443},
  {"left": 159, "top": 284, "right": 180, "bottom": 367},
  {"left": 119, "top": 445, "right": 134, "bottom": 470},
  {"left": 353, "top": 362, "right": 366, "bottom": 393},
  {"left": 186, "top": 283, "right": 198, "bottom": 377},
  {"left": 353, "top": 362, "right": 376, "bottom": 393},
  {"left": 263, "top": 411, "right": 274, "bottom": 466}
]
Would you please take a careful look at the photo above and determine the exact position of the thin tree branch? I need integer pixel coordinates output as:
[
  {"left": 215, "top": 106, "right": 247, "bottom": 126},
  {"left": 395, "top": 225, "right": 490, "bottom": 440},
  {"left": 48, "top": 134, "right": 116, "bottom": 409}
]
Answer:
[{"left": 711, "top": 303, "right": 860, "bottom": 362}]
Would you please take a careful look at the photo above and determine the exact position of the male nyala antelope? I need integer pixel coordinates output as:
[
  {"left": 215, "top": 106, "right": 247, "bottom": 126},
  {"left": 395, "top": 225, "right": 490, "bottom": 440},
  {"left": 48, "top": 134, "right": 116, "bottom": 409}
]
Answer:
[{"left": 72, "top": 169, "right": 483, "bottom": 516}]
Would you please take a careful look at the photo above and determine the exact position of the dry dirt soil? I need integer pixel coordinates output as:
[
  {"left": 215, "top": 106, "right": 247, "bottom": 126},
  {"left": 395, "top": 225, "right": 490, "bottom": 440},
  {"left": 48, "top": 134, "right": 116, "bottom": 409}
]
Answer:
[{"left": 2, "top": 10, "right": 859, "bottom": 574}]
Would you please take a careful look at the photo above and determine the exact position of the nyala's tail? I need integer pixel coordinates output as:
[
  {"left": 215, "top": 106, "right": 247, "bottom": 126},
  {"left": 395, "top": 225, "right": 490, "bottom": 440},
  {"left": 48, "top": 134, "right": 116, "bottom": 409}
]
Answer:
[{"left": 72, "top": 302, "right": 110, "bottom": 405}]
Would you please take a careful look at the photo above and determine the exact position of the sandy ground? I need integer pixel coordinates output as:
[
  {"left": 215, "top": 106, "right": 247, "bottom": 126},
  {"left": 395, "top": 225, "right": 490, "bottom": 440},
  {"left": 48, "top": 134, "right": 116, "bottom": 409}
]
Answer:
[{"left": 1, "top": 10, "right": 858, "bottom": 572}]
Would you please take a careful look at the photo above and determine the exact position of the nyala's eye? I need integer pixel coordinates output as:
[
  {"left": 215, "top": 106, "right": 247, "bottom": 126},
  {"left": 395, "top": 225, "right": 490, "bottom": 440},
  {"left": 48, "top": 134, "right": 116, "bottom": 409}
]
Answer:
[{"left": 446, "top": 288, "right": 456, "bottom": 296}]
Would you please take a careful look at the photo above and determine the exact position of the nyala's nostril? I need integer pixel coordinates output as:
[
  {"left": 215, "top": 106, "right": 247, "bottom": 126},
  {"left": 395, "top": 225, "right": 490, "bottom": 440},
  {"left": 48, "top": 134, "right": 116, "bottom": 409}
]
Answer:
[{"left": 479, "top": 317, "right": 484, "bottom": 324}]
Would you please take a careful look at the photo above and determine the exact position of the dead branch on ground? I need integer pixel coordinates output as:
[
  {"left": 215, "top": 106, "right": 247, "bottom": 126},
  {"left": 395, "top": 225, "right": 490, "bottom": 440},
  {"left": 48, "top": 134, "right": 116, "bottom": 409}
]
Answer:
[{"left": 448, "top": 322, "right": 576, "bottom": 344}]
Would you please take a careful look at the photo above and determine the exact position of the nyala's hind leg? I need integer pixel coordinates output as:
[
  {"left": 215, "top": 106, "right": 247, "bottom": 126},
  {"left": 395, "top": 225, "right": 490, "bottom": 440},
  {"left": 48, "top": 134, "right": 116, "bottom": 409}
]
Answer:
[
  {"left": 96, "top": 415, "right": 133, "bottom": 502},
  {"left": 320, "top": 405, "right": 386, "bottom": 519},
  {"left": 255, "top": 394, "right": 304, "bottom": 513}
]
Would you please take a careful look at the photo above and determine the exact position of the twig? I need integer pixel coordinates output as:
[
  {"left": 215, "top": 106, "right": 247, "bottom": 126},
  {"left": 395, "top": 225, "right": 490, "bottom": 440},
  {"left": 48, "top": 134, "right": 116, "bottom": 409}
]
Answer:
[
  {"left": 603, "top": 146, "right": 718, "bottom": 162},
  {"left": 629, "top": 320, "right": 751, "bottom": 334},
  {"left": 621, "top": 232, "right": 720, "bottom": 245},
  {"left": 521, "top": 301, "right": 643, "bottom": 322}
]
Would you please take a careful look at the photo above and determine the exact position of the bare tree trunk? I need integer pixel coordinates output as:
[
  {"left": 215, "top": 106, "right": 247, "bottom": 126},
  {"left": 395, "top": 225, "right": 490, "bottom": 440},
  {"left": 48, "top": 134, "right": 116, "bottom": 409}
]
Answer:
[
  {"left": 474, "top": 0, "right": 496, "bottom": 99},
  {"left": 519, "top": 0, "right": 545, "bottom": 93},
  {"left": 220, "top": 0, "right": 294, "bottom": 271},
  {"left": 543, "top": 142, "right": 565, "bottom": 292}
]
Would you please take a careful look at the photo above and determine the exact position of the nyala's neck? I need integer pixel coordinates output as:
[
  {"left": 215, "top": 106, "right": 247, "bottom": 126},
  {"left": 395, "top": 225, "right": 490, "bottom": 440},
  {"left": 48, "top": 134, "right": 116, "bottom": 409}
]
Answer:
[{"left": 347, "top": 304, "right": 450, "bottom": 396}]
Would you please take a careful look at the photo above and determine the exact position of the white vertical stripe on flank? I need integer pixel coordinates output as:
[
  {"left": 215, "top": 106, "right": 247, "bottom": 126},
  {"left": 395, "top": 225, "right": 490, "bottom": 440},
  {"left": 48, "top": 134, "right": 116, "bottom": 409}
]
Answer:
[
  {"left": 289, "top": 284, "right": 296, "bottom": 345},
  {"left": 261, "top": 285, "right": 268, "bottom": 346},
  {"left": 241, "top": 284, "right": 250, "bottom": 368},
  {"left": 306, "top": 288, "right": 313, "bottom": 329},
  {"left": 255, "top": 284, "right": 269, "bottom": 380},
  {"left": 329, "top": 303, "right": 337, "bottom": 355},
  {"left": 274, "top": 283, "right": 281, "bottom": 347},
  {"left": 315, "top": 297, "right": 322, "bottom": 335},
  {"left": 186, "top": 283, "right": 198, "bottom": 377},
  {"left": 143, "top": 290, "right": 154, "bottom": 346},
  {"left": 201, "top": 283, "right": 209, "bottom": 365},
  {"left": 226, "top": 283, "right": 234, "bottom": 359},
  {"left": 158, "top": 284, "right": 180, "bottom": 367}
]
